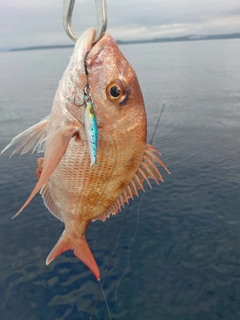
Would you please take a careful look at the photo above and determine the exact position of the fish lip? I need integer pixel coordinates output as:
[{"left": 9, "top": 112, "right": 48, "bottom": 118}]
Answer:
[{"left": 87, "top": 32, "right": 114, "bottom": 66}]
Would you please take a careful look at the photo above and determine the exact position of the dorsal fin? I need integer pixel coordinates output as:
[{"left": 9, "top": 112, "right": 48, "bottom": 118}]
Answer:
[{"left": 96, "top": 143, "right": 170, "bottom": 222}]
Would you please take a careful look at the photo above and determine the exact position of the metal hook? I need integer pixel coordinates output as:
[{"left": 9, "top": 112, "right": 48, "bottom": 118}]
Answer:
[{"left": 63, "top": 0, "right": 107, "bottom": 44}]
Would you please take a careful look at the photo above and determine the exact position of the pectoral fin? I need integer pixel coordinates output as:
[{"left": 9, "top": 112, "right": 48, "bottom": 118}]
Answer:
[
  {"left": 1, "top": 116, "right": 50, "bottom": 156},
  {"left": 13, "top": 121, "right": 79, "bottom": 218}
]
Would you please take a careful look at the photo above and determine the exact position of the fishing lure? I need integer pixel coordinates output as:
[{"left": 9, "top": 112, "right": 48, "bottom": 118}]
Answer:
[{"left": 85, "top": 100, "right": 98, "bottom": 165}]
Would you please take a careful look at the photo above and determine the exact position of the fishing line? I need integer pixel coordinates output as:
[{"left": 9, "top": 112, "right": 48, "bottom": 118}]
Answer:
[
  {"left": 84, "top": 51, "right": 90, "bottom": 79},
  {"left": 115, "top": 193, "right": 143, "bottom": 300},
  {"left": 108, "top": 101, "right": 167, "bottom": 316},
  {"left": 98, "top": 279, "right": 112, "bottom": 320},
  {"left": 150, "top": 101, "right": 166, "bottom": 145},
  {"left": 90, "top": 101, "right": 167, "bottom": 319},
  {"left": 103, "top": 192, "right": 145, "bottom": 320},
  {"left": 89, "top": 204, "right": 130, "bottom": 319},
  {"left": 74, "top": 51, "right": 90, "bottom": 107}
]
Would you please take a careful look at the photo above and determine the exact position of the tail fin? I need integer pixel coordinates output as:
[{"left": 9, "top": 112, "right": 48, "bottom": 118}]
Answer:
[{"left": 46, "top": 230, "right": 100, "bottom": 280}]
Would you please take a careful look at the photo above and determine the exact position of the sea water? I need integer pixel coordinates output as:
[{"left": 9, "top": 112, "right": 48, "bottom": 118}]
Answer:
[{"left": 0, "top": 39, "right": 240, "bottom": 320}]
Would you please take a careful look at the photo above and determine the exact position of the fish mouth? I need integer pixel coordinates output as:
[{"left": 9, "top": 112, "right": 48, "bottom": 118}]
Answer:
[{"left": 87, "top": 31, "right": 115, "bottom": 67}]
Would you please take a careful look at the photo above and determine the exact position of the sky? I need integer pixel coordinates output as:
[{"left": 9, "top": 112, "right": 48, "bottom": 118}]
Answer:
[{"left": 0, "top": 0, "right": 240, "bottom": 50}]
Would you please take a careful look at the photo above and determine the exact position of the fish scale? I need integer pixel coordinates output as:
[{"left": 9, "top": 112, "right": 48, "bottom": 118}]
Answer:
[{"left": 51, "top": 138, "right": 116, "bottom": 219}]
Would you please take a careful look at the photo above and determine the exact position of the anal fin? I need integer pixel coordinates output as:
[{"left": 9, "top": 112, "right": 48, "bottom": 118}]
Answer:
[{"left": 46, "top": 230, "right": 100, "bottom": 280}]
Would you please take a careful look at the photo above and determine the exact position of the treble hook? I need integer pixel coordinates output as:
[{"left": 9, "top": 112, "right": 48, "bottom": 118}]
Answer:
[{"left": 63, "top": 0, "right": 107, "bottom": 44}]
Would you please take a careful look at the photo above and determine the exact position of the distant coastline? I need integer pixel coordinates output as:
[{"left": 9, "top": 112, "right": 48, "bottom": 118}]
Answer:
[{"left": 8, "top": 32, "right": 240, "bottom": 52}]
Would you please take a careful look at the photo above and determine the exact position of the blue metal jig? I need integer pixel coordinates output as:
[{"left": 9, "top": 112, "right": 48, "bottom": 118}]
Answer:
[{"left": 85, "top": 101, "right": 98, "bottom": 166}]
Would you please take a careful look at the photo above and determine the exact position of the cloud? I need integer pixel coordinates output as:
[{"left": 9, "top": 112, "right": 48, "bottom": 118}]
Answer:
[{"left": 0, "top": 0, "right": 240, "bottom": 49}]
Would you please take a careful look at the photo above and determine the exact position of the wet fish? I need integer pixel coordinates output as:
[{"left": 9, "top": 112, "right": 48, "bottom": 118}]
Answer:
[{"left": 2, "top": 28, "right": 169, "bottom": 280}]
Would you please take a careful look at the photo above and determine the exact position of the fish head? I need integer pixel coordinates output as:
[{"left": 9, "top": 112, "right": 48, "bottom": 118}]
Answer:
[
  {"left": 85, "top": 30, "right": 147, "bottom": 141},
  {"left": 66, "top": 28, "right": 147, "bottom": 142}
]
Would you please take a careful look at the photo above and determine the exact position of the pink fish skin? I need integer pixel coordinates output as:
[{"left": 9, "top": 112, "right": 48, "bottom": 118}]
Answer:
[{"left": 2, "top": 28, "right": 169, "bottom": 280}]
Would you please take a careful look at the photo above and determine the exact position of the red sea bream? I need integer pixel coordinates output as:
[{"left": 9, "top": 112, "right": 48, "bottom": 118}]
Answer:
[{"left": 2, "top": 28, "right": 169, "bottom": 280}]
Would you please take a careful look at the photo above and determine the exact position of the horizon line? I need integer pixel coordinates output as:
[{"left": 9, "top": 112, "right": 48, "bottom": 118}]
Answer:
[{"left": 4, "top": 32, "right": 240, "bottom": 53}]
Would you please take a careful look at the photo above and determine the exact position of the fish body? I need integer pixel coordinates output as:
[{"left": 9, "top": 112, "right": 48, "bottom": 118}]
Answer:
[
  {"left": 2, "top": 28, "right": 169, "bottom": 280},
  {"left": 85, "top": 101, "right": 98, "bottom": 165}
]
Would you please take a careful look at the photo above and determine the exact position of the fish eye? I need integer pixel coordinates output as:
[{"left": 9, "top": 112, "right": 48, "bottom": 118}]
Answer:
[
  {"left": 110, "top": 86, "right": 121, "bottom": 98},
  {"left": 106, "top": 80, "right": 126, "bottom": 104}
]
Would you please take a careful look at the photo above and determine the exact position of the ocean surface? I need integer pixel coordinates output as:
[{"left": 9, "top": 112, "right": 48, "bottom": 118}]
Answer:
[{"left": 0, "top": 39, "right": 240, "bottom": 320}]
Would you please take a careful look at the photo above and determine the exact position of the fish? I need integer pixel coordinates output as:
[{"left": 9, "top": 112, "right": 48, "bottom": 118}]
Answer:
[{"left": 2, "top": 27, "right": 169, "bottom": 280}]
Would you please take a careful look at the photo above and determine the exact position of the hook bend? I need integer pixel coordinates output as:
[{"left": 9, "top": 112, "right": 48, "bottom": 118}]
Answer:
[{"left": 63, "top": 0, "right": 107, "bottom": 44}]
